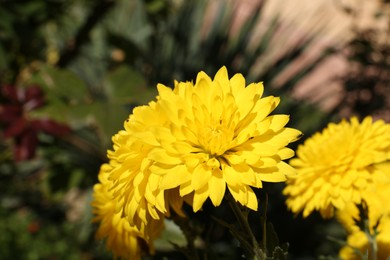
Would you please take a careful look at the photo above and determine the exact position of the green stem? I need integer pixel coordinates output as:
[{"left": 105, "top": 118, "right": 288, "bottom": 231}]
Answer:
[
  {"left": 227, "top": 193, "right": 265, "bottom": 260},
  {"left": 365, "top": 218, "right": 378, "bottom": 260},
  {"left": 171, "top": 214, "right": 200, "bottom": 260},
  {"left": 261, "top": 193, "right": 268, "bottom": 255}
]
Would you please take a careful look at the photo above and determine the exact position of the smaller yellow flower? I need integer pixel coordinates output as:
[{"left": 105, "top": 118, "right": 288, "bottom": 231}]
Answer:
[
  {"left": 339, "top": 216, "right": 390, "bottom": 260},
  {"left": 283, "top": 117, "right": 390, "bottom": 218},
  {"left": 92, "top": 164, "right": 164, "bottom": 260}
]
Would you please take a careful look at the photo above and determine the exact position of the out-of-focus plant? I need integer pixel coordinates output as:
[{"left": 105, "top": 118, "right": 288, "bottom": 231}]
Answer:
[
  {"left": 334, "top": 0, "right": 390, "bottom": 121},
  {"left": 0, "top": 0, "right": 353, "bottom": 259},
  {"left": 0, "top": 0, "right": 67, "bottom": 82}
]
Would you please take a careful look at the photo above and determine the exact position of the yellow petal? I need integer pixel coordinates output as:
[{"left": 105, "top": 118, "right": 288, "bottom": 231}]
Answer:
[
  {"left": 228, "top": 185, "right": 247, "bottom": 206},
  {"left": 268, "top": 114, "right": 290, "bottom": 132},
  {"left": 223, "top": 165, "right": 242, "bottom": 187},
  {"left": 193, "top": 185, "right": 209, "bottom": 212},
  {"left": 208, "top": 169, "right": 226, "bottom": 207},
  {"left": 179, "top": 180, "right": 193, "bottom": 196},
  {"left": 277, "top": 161, "right": 296, "bottom": 176},
  {"left": 155, "top": 190, "right": 166, "bottom": 213},
  {"left": 159, "top": 165, "right": 191, "bottom": 190},
  {"left": 246, "top": 187, "right": 258, "bottom": 210},
  {"left": 229, "top": 73, "right": 246, "bottom": 96},
  {"left": 148, "top": 148, "right": 182, "bottom": 165},
  {"left": 131, "top": 131, "right": 160, "bottom": 146},
  {"left": 192, "top": 163, "right": 212, "bottom": 190},
  {"left": 256, "top": 171, "right": 286, "bottom": 183},
  {"left": 214, "top": 66, "right": 229, "bottom": 90},
  {"left": 277, "top": 147, "right": 295, "bottom": 160},
  {"left": 157, "top": 83, "right": 174, "bottom": 99}
]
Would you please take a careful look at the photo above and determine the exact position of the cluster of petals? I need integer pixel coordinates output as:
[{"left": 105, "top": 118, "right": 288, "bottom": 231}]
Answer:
[
  {"left": 92, "top": 66, "right": 301, "bottom": 256},
  {"left": 283, "top": 116, "right": 390, "bottom": 218},
  {"left": 92, "top": 164, "right": 164, "bottom": 259}
]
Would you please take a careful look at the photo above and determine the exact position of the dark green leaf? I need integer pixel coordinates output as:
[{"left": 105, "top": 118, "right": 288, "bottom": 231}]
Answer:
[
  {"left": 28, "top": 64, "right": 88, "bottom": 104},
  {"left": 104, "top": 64, "right": 157, "bottom": 104}
]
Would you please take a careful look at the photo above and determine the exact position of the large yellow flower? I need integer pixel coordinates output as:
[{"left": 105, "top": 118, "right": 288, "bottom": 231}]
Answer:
[
  {"left": 105, "top": 66, "right": 301, "bottom": 232},
  {"left": 92, "top": 164, "right": 164, "bottom": 259},
  {"left": 283, "top": 117, "right": 390, "bottom": 218}
]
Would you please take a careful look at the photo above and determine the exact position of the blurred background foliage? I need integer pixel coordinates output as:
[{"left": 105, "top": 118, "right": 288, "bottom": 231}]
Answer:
[{"left": 0, "top": 0, "right": 389, "bottom": 259}]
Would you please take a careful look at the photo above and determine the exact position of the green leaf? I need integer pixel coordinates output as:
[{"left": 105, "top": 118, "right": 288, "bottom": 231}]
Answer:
[
  {"left": 104, "top": 64, "right": 157, "bottom": 105},
  {"left": 105, "top": 0, "right": 152, "bottom": 50},
  {"left": 262, "top": 222, "right": 289, "bottom": 259},
  {"left": 28, "top": 64, "right": 88, "bottom": 104},
  {"left": 266, "top": 222, "right": 280, "bottom": 255},
  {"left": 92, "top": 102, "right": 130, "bottom": 146}
]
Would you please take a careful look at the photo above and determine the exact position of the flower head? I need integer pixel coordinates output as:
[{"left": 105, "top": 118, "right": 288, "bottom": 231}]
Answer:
[
  {"left": 103, "top": 66, "right": 301, "bottom": 232},
  {"left": 92, "top": 164, "right": 164, "bottom": 259},
  {"left": 283, "top": 117, "right": 390, "bottom": 218}
]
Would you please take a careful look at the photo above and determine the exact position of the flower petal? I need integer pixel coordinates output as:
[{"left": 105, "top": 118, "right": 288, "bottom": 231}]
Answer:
[{"left": 208, "top": 169, "right": 226, "bottom": 207}]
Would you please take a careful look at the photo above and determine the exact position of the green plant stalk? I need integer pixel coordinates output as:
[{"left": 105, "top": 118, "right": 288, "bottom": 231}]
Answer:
[
  {"left": 171, "top": 214, "right": 200, "bottom": 260},
  {"left": 227, "top": 193, "right": 265, "bottom": 260},
  {"left": 261, "top": 193, "right": 268, "bottom": 255},
  {"left": 364, "top": 218, "right": 378, "bottom": 260}
]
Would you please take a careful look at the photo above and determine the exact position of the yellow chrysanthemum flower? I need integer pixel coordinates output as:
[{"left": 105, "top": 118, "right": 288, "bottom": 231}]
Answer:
[
  {"left": 92, "top": 164, "right": 164, "bottom": 259},
  {"left": 105, "top": 66, "right": 301, "bottom": 232},
  {"left": 339, "top": 216, "right": 390, "bottom": 260},
  {"left": 283, "top": 117, "right": 390, "bottom": 218}
]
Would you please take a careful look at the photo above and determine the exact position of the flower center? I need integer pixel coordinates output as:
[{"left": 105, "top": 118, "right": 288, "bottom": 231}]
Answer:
[{"left": 198, "top": 124, "right": 233, "bottom": 156}]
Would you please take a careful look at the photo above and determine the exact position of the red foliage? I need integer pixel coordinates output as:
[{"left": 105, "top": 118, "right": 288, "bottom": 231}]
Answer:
[{"left": 0, "top": 84, "right": 70, "bottom": 161}]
